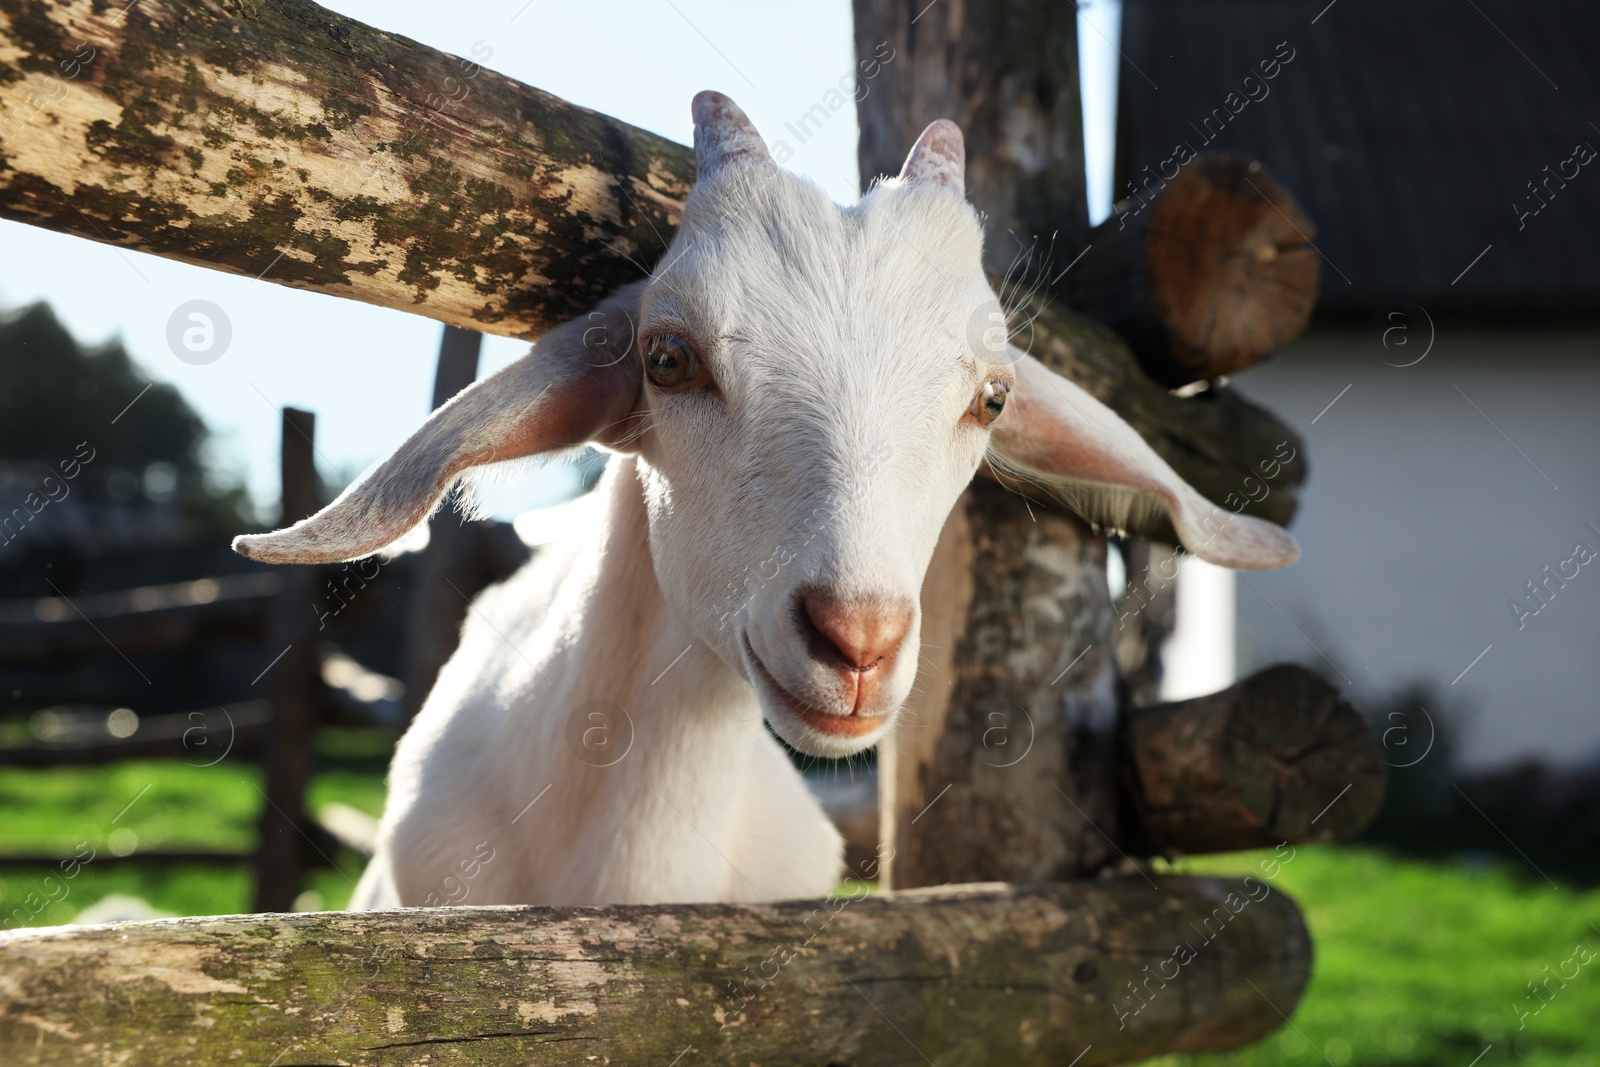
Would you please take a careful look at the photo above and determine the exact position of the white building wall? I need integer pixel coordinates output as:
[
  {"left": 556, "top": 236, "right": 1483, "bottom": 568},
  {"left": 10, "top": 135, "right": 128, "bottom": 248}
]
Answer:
[{"left": 1230, "top": 322, "right": 1600, "bottom": 770}]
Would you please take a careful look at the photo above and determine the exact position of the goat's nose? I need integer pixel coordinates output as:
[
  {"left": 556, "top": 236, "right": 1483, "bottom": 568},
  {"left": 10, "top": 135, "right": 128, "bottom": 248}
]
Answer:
[{"left": 801, "top": 593, "right": 913, "bottom": 671}]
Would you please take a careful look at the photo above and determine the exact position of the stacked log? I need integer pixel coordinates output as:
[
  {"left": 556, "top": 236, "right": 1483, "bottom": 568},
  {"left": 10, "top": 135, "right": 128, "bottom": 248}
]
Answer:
[{"left": 1069, "top": 155, "right": 1322, "bottom": 386}]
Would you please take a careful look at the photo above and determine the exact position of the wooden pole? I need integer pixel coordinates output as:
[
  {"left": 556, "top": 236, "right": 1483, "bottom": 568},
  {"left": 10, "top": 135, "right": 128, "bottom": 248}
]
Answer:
[
  {"left": 855, "top": 0, "right": 1089, "bottom": 272},
  {"left": 400, "top": 326, "right": 484, "bottom": 726},
  {"left": 885, "top": 481, "right": 1123, "bottom": 885},
  {"left": 253, "top": 407, "right": 321, "bottom": 913},
  {"left": 0, "top": 878, "right": 1311, "bottom": 1066},
  {"left": 856, "top": 0, "right": 1120, "bottom": 890}
]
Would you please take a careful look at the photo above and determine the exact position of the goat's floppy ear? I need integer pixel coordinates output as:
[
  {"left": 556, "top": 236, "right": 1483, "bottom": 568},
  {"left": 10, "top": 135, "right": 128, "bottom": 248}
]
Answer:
[
  {"left": 899, "top": 119, "right": 965, "bottom": 195},
  {"left": 233, "top": 283, "right": 644, "bottom": 565},
  {"left": 987, "top": 352, "right": 1300, "bottom": 570},
  {"left": 692, "top": 90, "right": 771, "bottom": 178}
]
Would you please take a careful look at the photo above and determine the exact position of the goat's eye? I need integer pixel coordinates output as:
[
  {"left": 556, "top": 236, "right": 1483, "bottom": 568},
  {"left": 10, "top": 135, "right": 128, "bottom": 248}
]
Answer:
[
  {"left": 643, "top": 333, "right": 699, "bottom": 389},
  {"left": 973, "top": 379, "right": 1011, "bottom": 426}
]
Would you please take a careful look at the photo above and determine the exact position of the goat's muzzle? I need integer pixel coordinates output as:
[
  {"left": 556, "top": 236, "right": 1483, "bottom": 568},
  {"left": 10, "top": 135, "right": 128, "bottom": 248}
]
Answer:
[{"left": 796, "top": 591, "right": 913, "bottom": 716}]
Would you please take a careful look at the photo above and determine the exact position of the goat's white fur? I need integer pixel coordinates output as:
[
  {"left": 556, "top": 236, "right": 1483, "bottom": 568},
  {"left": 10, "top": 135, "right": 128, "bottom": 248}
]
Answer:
[{"left": 234, "top": 92, "right": 1298, "bottom": 909}]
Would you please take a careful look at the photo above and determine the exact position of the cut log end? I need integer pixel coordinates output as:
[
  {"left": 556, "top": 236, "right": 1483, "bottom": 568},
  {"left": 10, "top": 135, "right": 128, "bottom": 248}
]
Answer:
[
  {"left": 1122, "top": 664, "right": 1386, "bottom": 855},
  {"left": 1151, "top": 156, "right": 1321, "bottom": 379},
  {"left": 1071, "top": 154, "right": 1321, "bottom": 386}
]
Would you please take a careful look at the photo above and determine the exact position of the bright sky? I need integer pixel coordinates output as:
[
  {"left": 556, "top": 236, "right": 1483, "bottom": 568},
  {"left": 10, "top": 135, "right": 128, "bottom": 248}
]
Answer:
[{"left": 0, "top": 0, "right": 1119, "bottom": 517}]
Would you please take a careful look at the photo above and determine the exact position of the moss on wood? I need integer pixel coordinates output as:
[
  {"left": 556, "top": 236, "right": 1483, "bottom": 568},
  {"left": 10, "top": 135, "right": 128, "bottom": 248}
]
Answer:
[
  {"left": 0, "top": 0, "right": 693, "bottom": 338},
  {"left": 0, "top": 877, "right": 1311, "bottom": 1066}
]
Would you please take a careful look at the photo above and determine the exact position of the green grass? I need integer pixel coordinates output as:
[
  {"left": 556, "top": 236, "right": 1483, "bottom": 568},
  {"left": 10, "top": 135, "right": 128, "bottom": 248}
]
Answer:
[
  {"left": 3, "top": 758, "right": 1598, "bottom": 1065},
  {"left": 1153, "top": 848, "right": 1600, "bottom": 1067},
  {"left": 0, "top": 735, "right": 388, "bottom": 926}
]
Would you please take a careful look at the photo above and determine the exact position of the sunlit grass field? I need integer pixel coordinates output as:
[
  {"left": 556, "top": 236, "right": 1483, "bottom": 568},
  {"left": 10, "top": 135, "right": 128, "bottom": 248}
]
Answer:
[
  {"left": 2, "top": 756, "right": 1597, "bottom": 1066},
  {"left": 1159, "top": 849, "right": 1600, "bottom": 1067}
]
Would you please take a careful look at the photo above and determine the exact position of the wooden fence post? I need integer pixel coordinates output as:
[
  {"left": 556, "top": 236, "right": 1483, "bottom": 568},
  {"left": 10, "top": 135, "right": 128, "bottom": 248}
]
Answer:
[
  {"left": 858, "top": 0, "right": 1126, "bottom": 887},
  {"left": 253, "top": 407, "right": 322, "bottom": 912},
  {"left": 400, "top": 326, "right": 483, "bottom": 727}
]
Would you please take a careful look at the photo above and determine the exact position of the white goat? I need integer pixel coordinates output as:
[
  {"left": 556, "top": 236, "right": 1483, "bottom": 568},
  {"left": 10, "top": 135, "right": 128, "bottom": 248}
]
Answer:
[{"left": 235, "top": 92, "right": 1297, "bottom": 909}]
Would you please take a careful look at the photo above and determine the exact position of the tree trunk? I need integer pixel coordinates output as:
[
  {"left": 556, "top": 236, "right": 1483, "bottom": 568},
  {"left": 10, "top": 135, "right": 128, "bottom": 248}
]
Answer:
[
  {"left": 855, "top": 0, "right": 1089, "bottom": 274},
  {"left": 0, "top": 878, "right": 1311, "bottom": 1066},
  {"left": 1068, "top": 155, "right": 1321, "bottom": 386},
  {"left": 0, "top": 0, "right": 692, "bottom": 339},
  {"left": 859, "top": 0, "right": 1115, "bottom": 893},
  {"left": 858, "top": 0, "right": 1311, "bottom": 894}
]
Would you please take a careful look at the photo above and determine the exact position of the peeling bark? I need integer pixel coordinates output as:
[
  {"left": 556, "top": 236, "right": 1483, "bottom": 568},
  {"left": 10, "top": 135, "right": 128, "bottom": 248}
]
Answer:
[
  {"left": 890, "top": 482, "right": 1122, "bottom": 885},
  {"left": 0, "top": 878, "right": 1310, "bottom": 1066}
]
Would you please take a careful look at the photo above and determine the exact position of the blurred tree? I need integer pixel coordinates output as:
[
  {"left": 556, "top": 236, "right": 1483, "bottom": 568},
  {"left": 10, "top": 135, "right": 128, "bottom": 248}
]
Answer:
[{"left": 0, "top": 301, "right": 252, "bottom": 530}]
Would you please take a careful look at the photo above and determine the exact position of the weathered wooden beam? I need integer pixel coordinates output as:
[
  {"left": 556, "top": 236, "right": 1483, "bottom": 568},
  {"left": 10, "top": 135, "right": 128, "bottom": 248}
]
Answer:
[
  {"left": 1068, "top": 155, "right": 1321, "bottom": 386},
  {"left": 0, "top": 573, "right": 280, "bottom": 663},
  {"left": 0, "top": 0, "right": 692, "bottom": 338},
  {"left": 0, "top": 877, "right": 1310, "bottom": 1066},
  {"left": 1121, "top": 665, "right": 1386, "bottom": 855}
]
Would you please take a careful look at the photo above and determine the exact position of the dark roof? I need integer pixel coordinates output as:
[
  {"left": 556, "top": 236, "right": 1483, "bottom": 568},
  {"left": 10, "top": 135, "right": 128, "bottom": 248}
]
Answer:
[{"left": 1115, "top": 0, "right": 1600, "bottom": 316}]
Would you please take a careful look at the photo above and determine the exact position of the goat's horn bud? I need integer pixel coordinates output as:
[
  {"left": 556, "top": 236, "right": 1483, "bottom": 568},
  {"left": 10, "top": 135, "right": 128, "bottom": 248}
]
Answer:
[
  {"left": 899, "top": 119, "right": 966, "bottom": 194},
  {"left": 692, "top": 90, "right": 772, "bottom": 177}
]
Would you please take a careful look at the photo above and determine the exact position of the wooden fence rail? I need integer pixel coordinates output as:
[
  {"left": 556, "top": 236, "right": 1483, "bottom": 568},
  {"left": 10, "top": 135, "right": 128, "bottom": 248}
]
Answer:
[
  {"left": 0, "top": 0, "right": 689, "bottom": 339},
  {"left": 0, "top": 877, "right": 1310, "bottom": 1067},
  {"left": 0, "top": 574, "right": 281, "bottom": 663}
]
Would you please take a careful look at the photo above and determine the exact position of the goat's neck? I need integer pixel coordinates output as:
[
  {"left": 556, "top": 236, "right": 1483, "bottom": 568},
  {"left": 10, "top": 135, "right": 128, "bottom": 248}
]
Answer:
[
  {"left": 521, "top": 458, "right": 785, "bottom": 899},
  {"left": 569, "top": 456, "right": 755, "bottom": 733}
]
